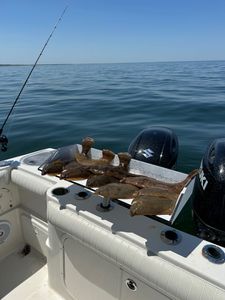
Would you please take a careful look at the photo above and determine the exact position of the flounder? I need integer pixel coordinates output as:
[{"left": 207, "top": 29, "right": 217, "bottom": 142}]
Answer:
[
  {"left": 75, "top": 137, "right": 94, "bottom": 163},
  {"left": 76, "top": 137, "right": 115, "bottom": 167},
  {"left": 60, "top": 162, "right": 92, "bottom": 180},
  {"left": 41, "top": 145, "right": 78, "bottom": 176},
  {"left": 95, "top": 183, "right": 139, "bottom": 199},
  {"left": 133, "top": 186, "right": 178, "bottom": 201},
  {"left": 81, "top": 137, "right": 94, "bottom": 155},
  {"left": 129, "top": 169, "right": 199, "bottom": 216},
  {"left": 77, "top": 149, "right": 115, "bottom": 167},
  {"left": 117, "top": 152, "right": 132, "bottom": 169},
  {"left": 88, "top": 152, "right": 131, "bottom": 176},
  {"left": 41, "top": 160, "right": 64, "bottom": 176},
  {"left": 62, "top": 161, "right": 80, "bottom": 170},
  {"left": 89, "top": 165, "right": 129, "bottom": 179},
  {"left": 130, "top": 195, "right": 175, "bottom": 216},
  {"left": 121, "top": 169, "right": 199, "bottom": 191},
  {"left": 86, "top": 175, "right": 119, "bottom": 188}
]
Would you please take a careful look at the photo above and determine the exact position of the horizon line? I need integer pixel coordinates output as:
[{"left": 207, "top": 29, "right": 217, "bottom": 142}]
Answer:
[{"left": 0, "top": 59, "right": 225, "bottom": 66}]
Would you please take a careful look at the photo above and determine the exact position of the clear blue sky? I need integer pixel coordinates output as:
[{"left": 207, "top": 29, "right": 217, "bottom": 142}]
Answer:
[{"left": 1, "top": 0, "right": 225, "bottom": 64}]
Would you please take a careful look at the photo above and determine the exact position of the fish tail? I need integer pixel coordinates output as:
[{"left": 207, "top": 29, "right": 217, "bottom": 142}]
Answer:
[
  {"left": 180, "top": 169, "right": 199, "bottom": 187},
  {"left": 59, "top": 173, "right": 66, "bottom": 180}
]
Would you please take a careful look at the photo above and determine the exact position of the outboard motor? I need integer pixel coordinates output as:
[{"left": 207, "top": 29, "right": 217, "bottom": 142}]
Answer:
[
  {"left": 128, "top": 126, "right": 178, "bottom": 169},
  {"left": 192, "top": 138, "right": 225, "bottom": 246}
]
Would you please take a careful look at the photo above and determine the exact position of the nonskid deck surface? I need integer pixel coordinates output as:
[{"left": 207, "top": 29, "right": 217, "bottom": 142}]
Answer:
[{"left": 0, "top": 246, "right": 62, "bottom": 300}]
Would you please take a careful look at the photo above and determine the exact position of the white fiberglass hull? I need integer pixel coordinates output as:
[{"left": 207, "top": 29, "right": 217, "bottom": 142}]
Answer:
[{"left": 0, "top": 147, "right": 225, "bottom": 299}]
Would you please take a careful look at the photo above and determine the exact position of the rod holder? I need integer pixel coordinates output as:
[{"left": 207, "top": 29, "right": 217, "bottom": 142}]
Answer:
[{"left": 96, "top": 197, "right": 114, "bottom": 212}]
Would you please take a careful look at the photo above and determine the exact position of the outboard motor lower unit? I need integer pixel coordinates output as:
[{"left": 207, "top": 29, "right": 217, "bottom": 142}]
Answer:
[
  {"left": 128, "top": 126, "right": 178, "bottom": 169},
  {"left": 192, "top": 138, "right": 225, "bottom": 246}
]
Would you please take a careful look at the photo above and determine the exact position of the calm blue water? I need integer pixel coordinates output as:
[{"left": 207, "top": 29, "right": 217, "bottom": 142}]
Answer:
[{"left": 0, "top": 61, "right": 225, "bottom": 173}]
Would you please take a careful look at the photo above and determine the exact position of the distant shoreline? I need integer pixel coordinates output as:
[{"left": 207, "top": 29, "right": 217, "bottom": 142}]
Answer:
[
  {"left": 0, "top": 60, "right": 225, "bottom": 67},
  {"left": 0, "top": 64, "right": 67, "bottom": 67}
]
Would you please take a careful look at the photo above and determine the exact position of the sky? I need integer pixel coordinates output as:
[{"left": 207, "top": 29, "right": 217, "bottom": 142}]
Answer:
[{"left": 0, "top": 0, "right": 225, "bottom": 64}]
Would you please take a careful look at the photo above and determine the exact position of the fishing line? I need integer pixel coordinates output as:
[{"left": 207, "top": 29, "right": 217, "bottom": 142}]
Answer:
[{"left": 0, "top": 6, "right": 68, "bottom": 151}]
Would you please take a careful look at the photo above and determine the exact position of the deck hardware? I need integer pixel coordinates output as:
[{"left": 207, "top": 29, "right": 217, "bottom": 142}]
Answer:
[
  {"left": 0, "top": 221, "right": 11, "bottom": 244},
  {"left": 52, "top": 187, "right": 69, "bottom": 196},
  {"left": 202, "top": 245, "right": 225, "bottom": 264},
  {"left": 21, "top": 244, "right": 31, "bottom": 256},
  {"left": 23, "top": 159, "right": 37, "bottom": 166},
  {"left": 23, "top": 151, "right": 54, "bottom": 166},
  {"left": 96, "top": 197, "right": 114, "bottom": 212},
  {"left": 126, "top": 279, "right": 137, "bottom": 291},
  {"left": 74, "top": 190, "right": 91, "bottom": 200},
  {"left": 160, "top": 229, "right": 181, "bottom": 245}
]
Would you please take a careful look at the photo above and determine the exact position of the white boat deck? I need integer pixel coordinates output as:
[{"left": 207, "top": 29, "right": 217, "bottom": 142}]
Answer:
[
  {"left": 0, "top": 247, "right": 62, "bottom": 300},
  {"left": 1, "top": 148, "right": 225, "bottom": 299}
]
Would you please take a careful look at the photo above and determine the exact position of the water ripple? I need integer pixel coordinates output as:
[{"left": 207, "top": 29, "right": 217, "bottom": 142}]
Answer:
[{"left": 0, "top": 61, "right": 225, "bottom": 172}]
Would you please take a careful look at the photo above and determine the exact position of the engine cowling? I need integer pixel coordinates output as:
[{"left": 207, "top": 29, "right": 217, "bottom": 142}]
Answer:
[
  {"left": 128, "top": 126, "right": 179, "bottom": 169},
  {"left": 192, "top": 138, "right": 225, "bottom": 246}
]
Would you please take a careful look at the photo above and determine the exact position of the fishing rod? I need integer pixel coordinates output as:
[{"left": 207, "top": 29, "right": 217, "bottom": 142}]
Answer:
[{"left": 0, "top": 6, "right": 68, "bottom": 152}]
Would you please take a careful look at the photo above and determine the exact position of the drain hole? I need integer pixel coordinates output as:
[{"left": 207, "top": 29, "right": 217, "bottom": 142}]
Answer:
[
  {"left": 207, "top": 246, "right": 221, "bottom": 259},
  {"left": 160, "top": 229, "right": 181, "bottom": 245},
  {"left": 202, "top": 245, "right": 225, "bottom": 264},
  {"left": 52, "top": 187, "right": 69, "bottom": 196},
  {"left": 78, "top": 191, "right": 88, "bottom": 198},
  {"left": 165, "top": 230, "right": 178, "bottom": 241},
  {"left": 21, "top": 244, "right": 31, "bottom": 256},
  {"left": 74, "top": 190, "right": 91, "bottom": 200},
  {"left": 126, "top": 279, "right": 137, "bottom": 291}
]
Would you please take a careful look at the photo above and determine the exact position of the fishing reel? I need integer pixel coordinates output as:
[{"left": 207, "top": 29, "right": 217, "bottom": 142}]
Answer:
[{"left": 0, "top": 135, "right": 8, "bottom": 152}]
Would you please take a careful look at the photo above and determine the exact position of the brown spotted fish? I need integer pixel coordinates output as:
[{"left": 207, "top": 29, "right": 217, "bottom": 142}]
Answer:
[
  {"left": 82, "top": 149, "right": 115, "bottom": 166},
  {"left": 102, "top": 149, "right": 116, "bottom": 163},
  {"left": 133, "top": 186, "right": 178, "bottom": 201},
  {"left": 60, "top": 162, "right": 92, "bottom": 180},
  {"left": 81, "top": 137, "right": 95, "bottom": 155},
  {"left": 41, "top": 144, "right": 78, "bottom": 176},
  {"left": 95, "top": 183, "right": 139, "bottom": 199},
  {"left": 75, "top": 137, "right": 94, "bottom": 164},
  {"left": 130, "top": 195, "right": 175, "bottom": 216},
  {"left": 41, "top": 160, "right": 64, "bottom": 176},
  {"left": 117, "top": 152, "right": 132, "bottom": 169},
  {"left": 86, "top": 175, "right": 119, "bottom": 188},
  {"left": 88, "top": 165, "right": 128, "bottom": 179},
  {"left": 121, "top": 169, "right": 199, "bottom": 192},
  {"left": 76, "top": 137, "right": 115, "bottom": 167},
  {"left": 88, "top": 152, "right": 132, "bottom": 179},
  {"left": 62, "top": 161, "right": 80, "bottom": 170},
  {"left": 129, "top": 169, "right": 199, "bottom": 216}
]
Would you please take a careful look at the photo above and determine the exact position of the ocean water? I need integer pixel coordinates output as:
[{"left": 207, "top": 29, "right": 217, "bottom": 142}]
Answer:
[{"left": 0, "top": 61, "right": 225, "bottom": 173}]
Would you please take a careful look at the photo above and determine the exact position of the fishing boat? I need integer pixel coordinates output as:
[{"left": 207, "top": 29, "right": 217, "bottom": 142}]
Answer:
[
  {"left": 1, "top": 7, "right": 225, "bottom": 300},
  {"left": 0, "top": 129, "right": 225, "bottom": 299}
]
